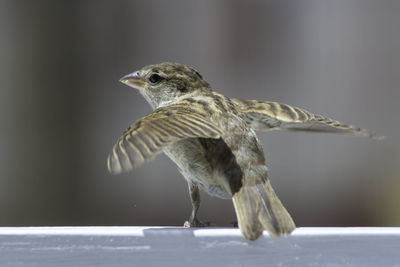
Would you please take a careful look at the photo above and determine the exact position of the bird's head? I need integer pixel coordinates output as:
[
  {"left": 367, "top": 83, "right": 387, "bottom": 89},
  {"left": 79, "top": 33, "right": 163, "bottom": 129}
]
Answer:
[{"left": 120, "top": 62, "right": 210, "bottom": 108}]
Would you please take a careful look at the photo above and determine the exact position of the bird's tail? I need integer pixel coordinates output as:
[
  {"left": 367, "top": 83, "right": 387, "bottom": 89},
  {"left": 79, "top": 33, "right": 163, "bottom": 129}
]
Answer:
[{"left": 232, "top": 180, "right": 295, "bottom": 240}]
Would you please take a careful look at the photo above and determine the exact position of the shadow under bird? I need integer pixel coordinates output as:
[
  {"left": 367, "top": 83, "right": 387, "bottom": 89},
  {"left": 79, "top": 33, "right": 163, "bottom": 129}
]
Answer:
[{"left": 107, "top": 62, "right": 379, "bottom": 240}]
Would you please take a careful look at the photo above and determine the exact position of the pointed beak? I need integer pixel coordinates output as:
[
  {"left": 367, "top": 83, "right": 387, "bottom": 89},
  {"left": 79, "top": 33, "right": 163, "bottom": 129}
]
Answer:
[{"left": 119, "top": 71, "right": 147, "bottom": 90}]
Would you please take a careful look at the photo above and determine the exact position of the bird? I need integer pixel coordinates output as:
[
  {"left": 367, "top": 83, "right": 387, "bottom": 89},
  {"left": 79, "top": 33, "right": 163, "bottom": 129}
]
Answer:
[{"left": 107, "top": 62, "right": 379, "bottom": 240}]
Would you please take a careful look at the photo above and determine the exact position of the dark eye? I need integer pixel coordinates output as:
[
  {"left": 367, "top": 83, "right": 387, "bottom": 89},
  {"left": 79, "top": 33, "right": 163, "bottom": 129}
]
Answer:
[{"left": 149, "top": 73, "right": 163, "bottom": 84}]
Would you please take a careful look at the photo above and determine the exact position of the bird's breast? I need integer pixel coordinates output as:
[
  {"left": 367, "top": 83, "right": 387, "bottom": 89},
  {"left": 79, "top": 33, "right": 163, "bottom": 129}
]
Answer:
[{"left": 164, "top": 138, "right": 234, "bottom": 199}]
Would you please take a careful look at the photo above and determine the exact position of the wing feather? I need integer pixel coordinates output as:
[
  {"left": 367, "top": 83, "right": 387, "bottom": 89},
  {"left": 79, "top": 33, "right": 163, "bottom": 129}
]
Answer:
[
  {"left": 107, "top": 105, "right": 222, "bottom": 174},
  {"left": 231, "top": 98, "right": 380, "bottom": 138}
]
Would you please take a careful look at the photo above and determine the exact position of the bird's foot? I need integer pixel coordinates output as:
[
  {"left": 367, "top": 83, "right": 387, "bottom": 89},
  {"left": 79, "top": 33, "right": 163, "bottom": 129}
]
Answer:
[{"left": 183, "top": 218, "right": 211, "bottom": 228}]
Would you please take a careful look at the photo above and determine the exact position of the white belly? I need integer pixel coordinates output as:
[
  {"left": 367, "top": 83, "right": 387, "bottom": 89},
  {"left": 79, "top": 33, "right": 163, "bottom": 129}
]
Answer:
[{"left": 164, "top": 138, "right": 232, "bottom": 199}]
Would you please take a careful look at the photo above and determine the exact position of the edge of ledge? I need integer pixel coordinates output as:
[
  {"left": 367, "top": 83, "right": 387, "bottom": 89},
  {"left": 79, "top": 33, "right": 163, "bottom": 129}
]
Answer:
[{"left": 0, "top": 226, "right": 400, "bottom": 237}]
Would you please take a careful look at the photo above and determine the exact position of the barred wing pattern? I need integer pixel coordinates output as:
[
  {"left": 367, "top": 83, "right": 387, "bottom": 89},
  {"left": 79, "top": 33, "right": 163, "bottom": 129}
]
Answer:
[
  {"left": 107, "top": 105, "right": 223, "bottom": 174},
  {"left": 232, "top": 99, "right": 378, "bottom": 138}
]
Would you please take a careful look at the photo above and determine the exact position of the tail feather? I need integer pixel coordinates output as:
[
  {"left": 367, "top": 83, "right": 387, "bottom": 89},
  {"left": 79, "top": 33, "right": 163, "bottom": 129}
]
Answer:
[{"left": 232, "top": 180, "right": 295, "bottom": 240}]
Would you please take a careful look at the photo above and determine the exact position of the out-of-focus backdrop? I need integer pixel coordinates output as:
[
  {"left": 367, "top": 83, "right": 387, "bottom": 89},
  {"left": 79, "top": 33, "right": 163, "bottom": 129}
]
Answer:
[{"left": 0, "top": 0, "right": 399, "bottom": 228}]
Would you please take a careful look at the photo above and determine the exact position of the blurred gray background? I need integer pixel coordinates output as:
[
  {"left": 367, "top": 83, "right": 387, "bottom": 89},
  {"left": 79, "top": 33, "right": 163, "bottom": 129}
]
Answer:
[{"left": 0, "top": 0, "right": 399, "bottom": 228}]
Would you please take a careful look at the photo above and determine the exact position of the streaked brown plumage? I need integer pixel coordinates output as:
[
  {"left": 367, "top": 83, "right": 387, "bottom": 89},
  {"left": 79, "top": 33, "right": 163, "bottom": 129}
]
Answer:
[{"left": 108, "top": 62, "right": 378, "bottom": 240}]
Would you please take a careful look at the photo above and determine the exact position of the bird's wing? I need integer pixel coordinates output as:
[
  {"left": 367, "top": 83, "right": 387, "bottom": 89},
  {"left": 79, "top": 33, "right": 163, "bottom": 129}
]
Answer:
[
  {"left": 107, "top": 105, "right": 222, "bottom": 174},
  {"left": 231, "top": 98, "right": 379, "bottom": 138}
]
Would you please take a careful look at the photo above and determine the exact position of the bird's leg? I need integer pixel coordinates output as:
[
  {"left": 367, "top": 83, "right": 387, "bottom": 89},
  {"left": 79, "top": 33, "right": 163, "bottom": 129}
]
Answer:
[{"left": 183, "top": 182, "right": 210, "bottom": 227}]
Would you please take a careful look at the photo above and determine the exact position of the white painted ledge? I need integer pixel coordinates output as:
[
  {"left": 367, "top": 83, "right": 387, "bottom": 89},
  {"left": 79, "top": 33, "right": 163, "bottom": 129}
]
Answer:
[
  {"left": 1, "top": 227, "right": 400, "bottom": 266},
  {"left": 1, "top": 226, "right": 400, "bottom": 236}
]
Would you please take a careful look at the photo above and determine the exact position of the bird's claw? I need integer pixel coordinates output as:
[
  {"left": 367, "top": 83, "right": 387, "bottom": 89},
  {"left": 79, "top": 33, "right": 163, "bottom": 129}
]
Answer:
[{"left": 184, "top": 218, "right": 211, "bottom": 227}]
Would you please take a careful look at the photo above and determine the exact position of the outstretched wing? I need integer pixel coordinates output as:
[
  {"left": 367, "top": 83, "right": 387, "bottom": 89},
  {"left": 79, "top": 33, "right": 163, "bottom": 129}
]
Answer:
[
  {"left": 232, "top": 98, "right": 379, "bottom": 138},
  {"left": 107, "top": 105, "right": 222, "bottom": 174}
]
